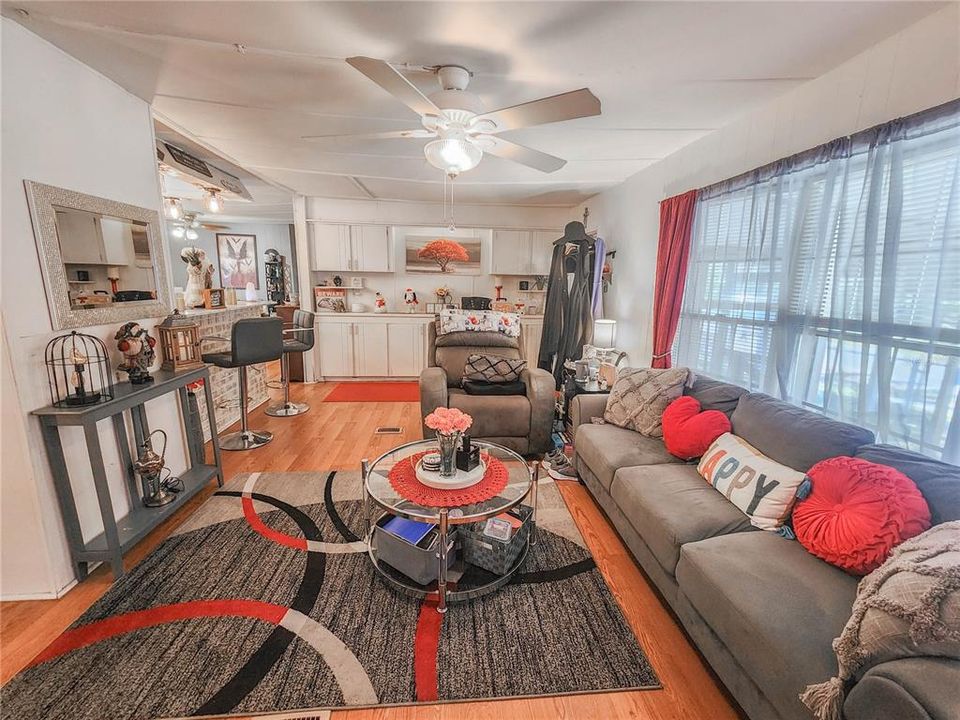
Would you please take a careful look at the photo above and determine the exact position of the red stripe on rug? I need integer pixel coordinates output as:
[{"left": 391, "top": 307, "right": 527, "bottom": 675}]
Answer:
[
  {"left": 29, "top": 599, "right": 287, "bottom": 668},
  {"left": 413, "top": 597, "right": 442, "bottom": 702},
  {"left": 243, "top": 496, "right": 309, "bottom": 550},
  {"left": 324, "top": 381, "right": 419, "bottom": 403}
]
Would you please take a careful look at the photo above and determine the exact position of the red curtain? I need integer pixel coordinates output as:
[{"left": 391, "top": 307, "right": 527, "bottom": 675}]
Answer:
[{"left": 651, "top": 189, "right": 698, "bottom": 368}]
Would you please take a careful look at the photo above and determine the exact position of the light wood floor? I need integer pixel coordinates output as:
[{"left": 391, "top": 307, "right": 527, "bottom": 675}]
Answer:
[{"left": 1, "top": 378, "right": 742, "bottom": 720}]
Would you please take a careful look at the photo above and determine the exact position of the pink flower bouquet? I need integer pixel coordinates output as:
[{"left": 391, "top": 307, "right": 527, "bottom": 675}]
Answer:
[{"left": 424, "top": 407, "right": 473, "bottom": 435}]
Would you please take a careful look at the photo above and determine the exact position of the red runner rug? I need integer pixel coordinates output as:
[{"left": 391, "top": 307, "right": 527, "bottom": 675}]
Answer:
[{"left": 324, "top": 381, "right": 419, "bottom": 402}]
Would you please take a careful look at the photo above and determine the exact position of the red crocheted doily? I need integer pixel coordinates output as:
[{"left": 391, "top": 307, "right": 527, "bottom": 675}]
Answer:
[{"left": 387, "top": 451, "right": 510, "bottom": 507}]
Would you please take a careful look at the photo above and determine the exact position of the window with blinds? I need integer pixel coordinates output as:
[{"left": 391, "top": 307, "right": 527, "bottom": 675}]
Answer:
[{"left": 674, "top": 104, "right": 960, "bottom": 461}]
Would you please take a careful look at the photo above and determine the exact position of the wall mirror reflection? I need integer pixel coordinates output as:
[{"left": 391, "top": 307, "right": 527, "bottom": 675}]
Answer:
[{"left": 25, "top": 181, "right": 171, "bottom": 329}]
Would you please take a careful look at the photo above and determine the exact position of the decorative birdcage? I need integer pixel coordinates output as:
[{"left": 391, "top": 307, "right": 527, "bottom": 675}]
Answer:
[
  {"left": 157, "top": 310, "right": 203, "bottom": 372},
  {"left": 45, "top": 331, "right": 113, "bottom": 408}
]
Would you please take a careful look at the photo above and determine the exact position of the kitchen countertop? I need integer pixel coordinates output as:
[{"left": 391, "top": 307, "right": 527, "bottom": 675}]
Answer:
[
  {"left": 181, "top": 301, "right": 275, "bottom": 317},
  {"left": 314, "top": 312, "right": 545, "bottom": 320}
]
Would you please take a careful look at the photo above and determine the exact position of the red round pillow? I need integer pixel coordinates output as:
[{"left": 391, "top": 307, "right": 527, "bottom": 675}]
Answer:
[
  {"left": 661, "top": 396, "right": 731, "bottom": 460},
  {"left": 793, "top": 456, "right": 931, "bottom": 575}
]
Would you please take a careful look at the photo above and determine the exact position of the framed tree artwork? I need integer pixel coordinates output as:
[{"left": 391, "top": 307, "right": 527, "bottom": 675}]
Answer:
[{"left": 216, "top": 233, "right": 259, "bottom": 289}]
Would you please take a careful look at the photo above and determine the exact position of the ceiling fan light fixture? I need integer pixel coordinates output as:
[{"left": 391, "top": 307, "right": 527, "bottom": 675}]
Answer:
[
  {"left": 203, "top": 189, "right": 223, "bottom": 213},
  {"left": 424, "top": 135, "right": 482, "bottom": 174}
]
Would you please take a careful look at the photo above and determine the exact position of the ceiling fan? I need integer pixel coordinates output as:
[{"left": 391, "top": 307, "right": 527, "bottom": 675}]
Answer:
[{"left": 302, "top": 57, "right": 601, "bottom": 175}]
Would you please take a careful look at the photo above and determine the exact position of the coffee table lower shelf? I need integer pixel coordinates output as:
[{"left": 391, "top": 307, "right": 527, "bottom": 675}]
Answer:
[{"left": 367, "top": 534, "right": 530, "bottom": 604}]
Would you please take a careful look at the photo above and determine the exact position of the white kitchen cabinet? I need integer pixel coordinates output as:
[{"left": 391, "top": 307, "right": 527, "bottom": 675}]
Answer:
[
  {"left": 57, "top": 210, "right": 104, "bottom": 264},
  {"left": 99, "top": 217, "right": 133, "bottom": 266},
  {"left": 309, "top": 223, "right": 391, "bottom": 272},
  {"left": 315, "top": 321, "right": 354, "bottom": 377},
  {"left": 530, "top": 231, "right": 559, "bottom": 275},
  {"left": 351, "top": 225, "right": 391, "bottom": 272},
  {"left": 315, "top": 317, "right": 429, "bottom": 379},
  {"left": 309, "top": 223, "right": 351, "bottom": 271},
  {"left": 387, "top": 323, "right": 426, "bottom": 377},
  {"left": 492, "top": 229, "right": 560, "bottom": 276},
  {"left": 521, "top": 318, "right": 544, "bottom": 369},
  {"left": 355, "top": 322, "right": 389, "bottom": 376}
]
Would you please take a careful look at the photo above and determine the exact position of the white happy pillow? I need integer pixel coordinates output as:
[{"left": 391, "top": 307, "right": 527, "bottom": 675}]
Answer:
[{"left": 697, "top": 432, "right": 808, "bottom": 532}]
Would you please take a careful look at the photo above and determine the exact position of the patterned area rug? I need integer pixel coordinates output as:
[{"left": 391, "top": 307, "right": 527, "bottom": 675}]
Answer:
[
  {"left": 1, "top": 471, "right": 658, "bottom": 719},
  {"left": 323, "top": 382, "right": 419, "bottom": 402}
]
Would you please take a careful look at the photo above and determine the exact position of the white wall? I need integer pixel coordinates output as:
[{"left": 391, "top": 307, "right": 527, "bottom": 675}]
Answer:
[
  {"left": 577, "top": 4, "right": 960, "bottom": 367},
  {"left": 166, "top": 221, "right": 296, "bottom": 299},
  {"left": 0, "top": 19, "right": 190, "bottom": 598}
]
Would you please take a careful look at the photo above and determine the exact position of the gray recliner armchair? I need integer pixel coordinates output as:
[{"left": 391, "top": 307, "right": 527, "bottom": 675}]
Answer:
[{"left": 419, "top": 323, "right": 555, "bottom": 456}]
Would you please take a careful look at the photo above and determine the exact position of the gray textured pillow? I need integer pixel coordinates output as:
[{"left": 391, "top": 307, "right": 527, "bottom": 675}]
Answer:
[
  {"left": 801, "top": 522, "right": 960, "bottom": 720},
  {"left": 603, "top": 366, "right": 690, "bottom": 437},
  {"left": 463, "top": 353, "right": 526, "bottom": 383}
]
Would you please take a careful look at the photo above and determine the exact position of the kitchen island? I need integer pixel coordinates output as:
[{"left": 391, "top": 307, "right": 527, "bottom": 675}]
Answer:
[{"left": 182, "top": 302, "right": 273, "bottom": 440}]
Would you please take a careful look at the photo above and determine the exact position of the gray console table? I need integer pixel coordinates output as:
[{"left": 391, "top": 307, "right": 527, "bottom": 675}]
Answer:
[{"left": 33, "top": 367, "right": 223, "bottom": 582}]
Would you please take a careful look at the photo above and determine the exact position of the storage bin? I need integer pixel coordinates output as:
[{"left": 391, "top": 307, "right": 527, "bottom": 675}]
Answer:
[
  {"left": 372, "top": 514, "right": 458, "bottom": 586},
  {"left": 459, "top": 504, "right": 532, "bottom": 575}
]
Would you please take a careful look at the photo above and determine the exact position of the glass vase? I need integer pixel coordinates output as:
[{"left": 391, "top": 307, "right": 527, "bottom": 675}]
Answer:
[{"left": 436, "top": 431, "right": 462, "bottom": 478}]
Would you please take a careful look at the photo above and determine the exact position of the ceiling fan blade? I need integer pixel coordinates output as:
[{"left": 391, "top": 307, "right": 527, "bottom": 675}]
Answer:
[
  {"left": 481, "top": 137, "right": 567, "bottom": 173},
  {"left": 301, "top": 129, "right": 435, "bottom": 141},
  {"left": 473, "top": 88, "right": 600, "bottom": 133},
  {"left": 346, "top": 56, "right": 440, "bottom": 117}
]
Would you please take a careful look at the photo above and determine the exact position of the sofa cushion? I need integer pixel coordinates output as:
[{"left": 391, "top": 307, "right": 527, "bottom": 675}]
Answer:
[
  {"left": 463, "top": 353, "right": 526, "bottom": 382},
  {"left": 448, "top": 389, "right": 530, "bottom": 437},
  {"left": 731, "top": 392, "right": 875, "bottom": 472},
  {"left": 676, "top": 532, "right": 858, "bottom": 720},
  {"left": 855, "top": 444, "right": 960, "bottom": 525},
  {"left": 574, "top": 423, "right": 682, "bottom": 492},
  {"left": 684, "top": 374, "right": 748, "bottom": 418},
  {"left": 610, "top": 464, "right": 756, "bottom": 574}
]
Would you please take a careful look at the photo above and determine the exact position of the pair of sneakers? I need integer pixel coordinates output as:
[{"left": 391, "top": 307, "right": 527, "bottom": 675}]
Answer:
[{"left": 543, "top": 448, "right": 578, "bottom": 480}]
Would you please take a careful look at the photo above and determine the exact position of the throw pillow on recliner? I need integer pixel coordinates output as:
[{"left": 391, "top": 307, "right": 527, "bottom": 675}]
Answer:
[
  {"left": 463, "top": 353, "right": 526, "bottom": 383},
  {"left": 662, "top": 396, "right": 731, "bottom": 460}
]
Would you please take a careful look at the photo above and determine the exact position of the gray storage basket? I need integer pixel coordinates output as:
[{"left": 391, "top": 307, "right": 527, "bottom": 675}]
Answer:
[
  {"left": 459, "top": 505, "right": 532, "bottom": 575},
  {"left": 372, "top": 515, "right": 458, "bottom": 586}
]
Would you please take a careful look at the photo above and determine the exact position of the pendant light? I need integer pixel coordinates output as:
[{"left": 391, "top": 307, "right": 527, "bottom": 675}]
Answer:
[
  {"left": 163, "top": 197, "right": 184, "bottom": 220},
  {"left": 185, "top": 227, "right": 199, "bottom": 241},
  {"left": 203, "top": 190, "right": 223, "bottom": 213},
  {"left": 170, "top": 225, "right": 186, "bottom": 240}
]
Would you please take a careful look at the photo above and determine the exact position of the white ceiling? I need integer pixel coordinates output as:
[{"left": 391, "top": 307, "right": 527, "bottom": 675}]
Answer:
[
  {"left": 4, "top": 1, "right": 944, "bottom": 207},
  {"left": 154, "top": 120, "right": 294, "bottom": 223}
]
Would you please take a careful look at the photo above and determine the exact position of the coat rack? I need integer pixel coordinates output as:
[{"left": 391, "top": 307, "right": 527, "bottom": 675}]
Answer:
[{"left": 581, "top": 206, "right": 616, "bottom": 259}]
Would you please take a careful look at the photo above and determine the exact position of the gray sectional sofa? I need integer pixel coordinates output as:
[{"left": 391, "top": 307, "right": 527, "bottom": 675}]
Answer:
[{"left": 571, "top": 375, "right": 960, "bottom": 720}]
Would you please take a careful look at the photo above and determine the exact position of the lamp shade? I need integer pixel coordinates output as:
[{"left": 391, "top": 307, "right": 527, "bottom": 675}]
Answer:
[
  {"left": 594, "top": 319, "right": 617, "bottom": 348},
  {"left": 424, "top": 136, "right": 482, "bottom": 174}
]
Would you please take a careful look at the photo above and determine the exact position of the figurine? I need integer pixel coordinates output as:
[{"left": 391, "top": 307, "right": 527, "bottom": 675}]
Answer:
[
  {"left": 403, "top": 288, "right": 419, "bottom": 313},
  {"left": 115, "top": 322, "right": 157, "bottom": 384},
  {"left": 180, "top": 247, "right": 214, "bottom": 308},
  {"left": 333, "top": 275, "right": 343, "bottom": 287},
  {"left": 374, "top": 292, "right": 387, "bottom": 313}
]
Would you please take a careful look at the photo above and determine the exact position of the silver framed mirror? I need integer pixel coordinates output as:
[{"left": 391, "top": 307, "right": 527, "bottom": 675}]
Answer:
[{"left": 24, "top": 180, "right": 172, "bottom": 330}]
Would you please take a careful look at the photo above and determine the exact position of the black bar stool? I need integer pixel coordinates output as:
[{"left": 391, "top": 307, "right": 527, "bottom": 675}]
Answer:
[
  {"left": 266, "top": 309, "right": 316, "bottom": 417},
  {"left": 202, "top": 317, "right": 283, "bottom": 451}
]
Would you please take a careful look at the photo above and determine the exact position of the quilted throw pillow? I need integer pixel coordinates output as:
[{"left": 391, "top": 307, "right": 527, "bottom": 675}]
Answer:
[
  {"left": 603, "top": 366, "right": 689, "bottom": 437},
  {"left": 801, "top": 522, "right": 960, "bottom": 720},
  {"left": 438, "top": 308, "right": 521, "bottom": 338},
  {"left": 697, "top": 432, "right": 809, "bottom": 533},
  {"left": 463, "top": 353, "right": 526, "bottom": 383}
]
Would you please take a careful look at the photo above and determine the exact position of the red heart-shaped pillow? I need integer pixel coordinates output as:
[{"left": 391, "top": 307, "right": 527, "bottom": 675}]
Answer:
[{"left": 662, "top": 396, "right": 731, "bottom": 460}]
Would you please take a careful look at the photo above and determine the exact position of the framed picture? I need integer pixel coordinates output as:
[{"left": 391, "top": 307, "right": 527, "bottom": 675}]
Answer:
[
  {"left": 405, "top": 234, "right": 481, "bottom": 275},
  {"left": 216, "top": 233, "right": 258, "bottom": 289}
]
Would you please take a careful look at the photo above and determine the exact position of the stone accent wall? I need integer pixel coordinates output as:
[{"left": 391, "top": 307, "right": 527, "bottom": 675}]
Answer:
[{"left": 188, "top": 306, "right": 270, "bottom": 441}]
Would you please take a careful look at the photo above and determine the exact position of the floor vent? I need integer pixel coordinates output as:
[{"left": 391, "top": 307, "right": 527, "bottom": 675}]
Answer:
[{"left": 375, "top": 426, "right": 403, "bottom": 434}]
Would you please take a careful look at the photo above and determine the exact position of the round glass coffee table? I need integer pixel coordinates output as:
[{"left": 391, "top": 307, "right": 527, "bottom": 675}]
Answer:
[{"left": 362, "top": 439, "right": 537, "bottom": 612}]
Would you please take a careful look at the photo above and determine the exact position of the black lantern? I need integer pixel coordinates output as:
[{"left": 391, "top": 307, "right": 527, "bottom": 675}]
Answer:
[{"left": 45, "top": 331, "right": 113, "bottom": 407}]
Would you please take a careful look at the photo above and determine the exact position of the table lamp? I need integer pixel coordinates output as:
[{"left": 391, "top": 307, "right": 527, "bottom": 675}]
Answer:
[{"left": 594, "top": 319, "right": 617, "bottom": 349}]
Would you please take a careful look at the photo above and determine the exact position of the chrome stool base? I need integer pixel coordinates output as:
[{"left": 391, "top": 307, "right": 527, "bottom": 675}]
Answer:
[
  {"left": 265, "top": 401, "right": 310, "bottom": 417},
  {"left": 220, "top": 429, "right": 273, "bottom": 451}
]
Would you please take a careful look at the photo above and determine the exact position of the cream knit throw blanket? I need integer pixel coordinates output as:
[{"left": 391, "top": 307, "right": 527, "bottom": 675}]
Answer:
[{"left": 801, "top": 521, "right": 960, "bottom": 720}]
